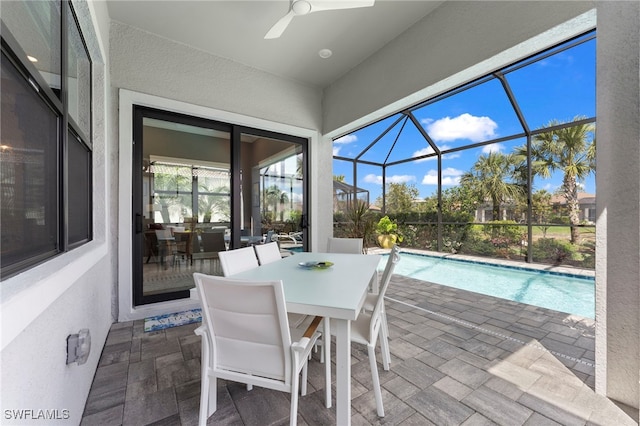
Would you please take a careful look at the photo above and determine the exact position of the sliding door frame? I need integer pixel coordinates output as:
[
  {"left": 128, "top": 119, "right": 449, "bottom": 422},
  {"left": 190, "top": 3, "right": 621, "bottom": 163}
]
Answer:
[
  {"left": 131, "top": 108, "right": 310, "bottom": 306},
  {"left": 118, "top": 89, "right": 319, "bottom": 321}
]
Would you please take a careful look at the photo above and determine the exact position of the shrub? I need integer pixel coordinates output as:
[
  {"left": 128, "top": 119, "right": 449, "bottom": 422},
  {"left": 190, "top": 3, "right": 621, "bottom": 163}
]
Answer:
[
  {"left": 532, "top": 238, "right": 577, "bottom": 264},
  {"left": 482, "top": 220, "right": 523, "bottom": 244}
]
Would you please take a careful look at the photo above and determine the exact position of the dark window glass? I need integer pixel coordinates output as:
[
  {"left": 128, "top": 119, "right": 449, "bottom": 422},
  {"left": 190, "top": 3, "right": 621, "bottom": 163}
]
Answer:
[
  {"left": 1, "top": 52, "right": 59, "bottom": 272},
  {"left": 1, "top": 0, "right": 62, "bottom": 97},
  {"left": 68, "top": 130, "right": 91, "bottom": 245},
  {"left": 66, "top": 2, "right": 91, "bottom": 137}
]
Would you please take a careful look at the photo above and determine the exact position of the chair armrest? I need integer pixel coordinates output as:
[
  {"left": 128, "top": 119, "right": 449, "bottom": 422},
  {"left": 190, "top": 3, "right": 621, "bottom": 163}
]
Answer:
[
  {"left": 303, "top": 316, "right": 323, "bottom": 338},
  {"left": 292, "top": 316, "right": 323, "bottom": 352}
]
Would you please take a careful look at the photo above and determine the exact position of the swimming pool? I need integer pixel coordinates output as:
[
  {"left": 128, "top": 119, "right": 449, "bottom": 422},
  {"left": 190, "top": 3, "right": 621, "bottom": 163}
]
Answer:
[{"left": 382, "top": 252, "right": 594, "bottom": 318}]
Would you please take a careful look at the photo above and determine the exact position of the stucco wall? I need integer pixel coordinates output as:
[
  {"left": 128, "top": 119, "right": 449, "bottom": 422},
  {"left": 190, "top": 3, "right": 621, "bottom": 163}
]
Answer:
[
  {"left": 0, "top": 1, "right": 113, "bottom": 424},
  {"left": 595, "top": 0, "right": 640, "bottom": 410},
  {"left": 110, "top": 21, "right": 322, "bottom": 132}
]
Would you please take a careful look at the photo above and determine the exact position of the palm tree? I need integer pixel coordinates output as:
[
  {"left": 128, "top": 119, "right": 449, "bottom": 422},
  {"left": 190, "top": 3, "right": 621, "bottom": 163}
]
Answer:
[
  {"left": 263, "top": 185, "right": 280, "bottom": 219},
  {"left": 460, "top": 152, "right": 523, "bottom": 221},
  {"left": 528, "top": 118, "right": 595, "bottom": 243},
  {"left": 278, "top": 191, "right": 289, "bottom": 221}
]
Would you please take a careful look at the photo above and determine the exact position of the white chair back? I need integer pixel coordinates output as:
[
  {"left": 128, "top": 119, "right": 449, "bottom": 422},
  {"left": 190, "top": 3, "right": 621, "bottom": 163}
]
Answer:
[
  {"left": 369, "top": 245, "right": 400, "bottom": 341},
  {"left": 327, "top": 237, "right": 363, "bottom": 254},
  {"left": 254, "top": 242, "right": 282, "bottom": 265},
  {"left": 218, "top": 246, "right": 259, "bottom": 276},
  {"left": 194, "top": 273, "right": 292, "bottom": 382}
]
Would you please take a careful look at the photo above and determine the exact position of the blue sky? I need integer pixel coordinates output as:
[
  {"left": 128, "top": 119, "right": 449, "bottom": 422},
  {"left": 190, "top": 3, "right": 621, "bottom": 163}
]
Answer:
[{"left": 333, "top": 34, "right": 596, "bottom": 203}]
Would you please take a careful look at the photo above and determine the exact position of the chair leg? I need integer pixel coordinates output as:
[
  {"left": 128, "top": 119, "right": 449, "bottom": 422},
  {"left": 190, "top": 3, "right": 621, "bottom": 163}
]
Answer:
[
  {"left": 380, "top": 311, "right": 391, "bottom": 371},
  {"left": 367, "top": 344, "right": 384, "bottom": 417},
  {"left": 302, "top": 361, "right": 309, "bottom": 396},
  {"left": 290, "top": 370, "right": 300, "bottom": 426},
  {"left": 198, "top": 333, "right": 216, "bottom": 426},
  {"left": 323, "top": 319, "right": 331, "bottom": 408}
]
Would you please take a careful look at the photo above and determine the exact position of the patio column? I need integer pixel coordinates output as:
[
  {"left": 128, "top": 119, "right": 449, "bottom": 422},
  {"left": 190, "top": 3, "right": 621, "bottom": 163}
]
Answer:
[{"left": 595, "top": 0, "right": 640, "bottom": 413}]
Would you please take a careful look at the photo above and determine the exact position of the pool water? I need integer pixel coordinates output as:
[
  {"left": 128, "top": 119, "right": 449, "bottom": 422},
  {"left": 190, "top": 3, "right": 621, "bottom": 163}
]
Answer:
[{"left": 382, "top": 252, "right": 594, "bottom": 318}]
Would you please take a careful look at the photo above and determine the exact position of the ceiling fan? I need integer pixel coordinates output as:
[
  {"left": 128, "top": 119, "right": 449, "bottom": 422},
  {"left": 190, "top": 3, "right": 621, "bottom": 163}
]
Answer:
[{"left": 264, "top": 0, "right": 375, "bottom": 39}]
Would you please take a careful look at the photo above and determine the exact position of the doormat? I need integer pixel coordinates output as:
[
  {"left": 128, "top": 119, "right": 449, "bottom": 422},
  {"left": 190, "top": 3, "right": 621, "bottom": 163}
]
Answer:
[{"left": 144, "top": 308, "right": 202, "bottom": 332}]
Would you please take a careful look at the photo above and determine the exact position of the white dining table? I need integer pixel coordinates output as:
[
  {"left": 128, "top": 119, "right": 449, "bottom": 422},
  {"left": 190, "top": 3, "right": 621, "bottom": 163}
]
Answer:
[{"left": 229, "top": 251, "right": 381, "bottom": 426}]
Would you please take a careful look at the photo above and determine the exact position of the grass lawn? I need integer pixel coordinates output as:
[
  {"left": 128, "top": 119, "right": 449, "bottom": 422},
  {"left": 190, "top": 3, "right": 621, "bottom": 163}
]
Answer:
[{"left": 532, "top": 226, "right": 595, "bottom": 240}]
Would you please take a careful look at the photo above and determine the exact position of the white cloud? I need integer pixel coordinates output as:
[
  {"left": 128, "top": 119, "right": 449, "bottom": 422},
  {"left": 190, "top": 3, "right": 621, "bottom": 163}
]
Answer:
[
  {"left": 389, "top": 175, "right": 416, "bottom": 184},
  {"left": 481, "top": 143, "right": 504, "bottom": 154},
  {"left": 413, "top": 147, "right": 435, "bottom": 157},
  {"left": 334, "top": 134, "right": 357, "bottom": 144},
  {"left": 442, "top": 167, "right": 464, "bottom": 177},
  {"left": 362, "top": 174, "right": 415, "bottom": 185},
  {"left": 442, "top": 152, "right": 461, "bottom": 160},
  {"left": 421, "top": 113, "right": 498, "bottom": 142},
  {"left": 412, "top": 144, "right": 453, "bottom": 162},
  {"left": 333, "top": 146, "right": 342, "bottom": 156},
  {"left": 421, "top": 168, "right": 463, "bottom": 186}
]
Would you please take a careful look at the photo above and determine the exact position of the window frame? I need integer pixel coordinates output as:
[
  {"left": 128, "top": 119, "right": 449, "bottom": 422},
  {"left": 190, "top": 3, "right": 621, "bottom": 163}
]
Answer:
[{"left": 0, "top": 1, "right": 93, "bottom": 279}]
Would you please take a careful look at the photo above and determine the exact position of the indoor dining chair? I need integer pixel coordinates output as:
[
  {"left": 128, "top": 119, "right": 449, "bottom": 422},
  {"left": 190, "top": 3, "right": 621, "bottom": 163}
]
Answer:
[
  {"left": 217, "top": 246, "right": 259, "bottom": 276},
  {"left": 193, "top": 273, "right": 323, "bottom": 426},
  {"left": 192, "top": 231, "right": 227, "bottom": 274},
  {"left": 154, "top": 229, "right": 176, "bottom": 268},
  {"left": 330, "top": 245, "right": 400, "bottom": 417},
  {"left": 327, "top": 237, "right": 363, "bottom": 254}
]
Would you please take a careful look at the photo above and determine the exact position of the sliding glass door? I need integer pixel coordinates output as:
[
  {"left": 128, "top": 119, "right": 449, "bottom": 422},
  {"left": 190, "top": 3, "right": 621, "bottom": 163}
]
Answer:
[
  {"left": 132, "top": 107, "right": 308, "bottom": 306},
  {"left": 233, "top": 127, "right": 308, "bottom": 252}
]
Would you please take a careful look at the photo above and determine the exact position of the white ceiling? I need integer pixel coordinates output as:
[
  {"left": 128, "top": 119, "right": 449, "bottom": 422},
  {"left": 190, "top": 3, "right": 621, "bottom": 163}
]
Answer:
[{"left": 106, "top": 0, "right": 444, "bottom": 88}]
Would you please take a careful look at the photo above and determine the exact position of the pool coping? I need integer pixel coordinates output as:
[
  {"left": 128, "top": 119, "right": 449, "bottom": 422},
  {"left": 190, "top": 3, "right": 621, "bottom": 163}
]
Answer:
[{"left": 367, "top": 246, "right": 595, "bottom": 279}]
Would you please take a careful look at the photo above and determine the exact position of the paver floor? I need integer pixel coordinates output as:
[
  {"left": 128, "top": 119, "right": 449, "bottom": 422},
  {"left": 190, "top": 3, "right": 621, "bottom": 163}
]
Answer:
[{"left": 81, "top": 274, "right": 637, "bottom": 425}]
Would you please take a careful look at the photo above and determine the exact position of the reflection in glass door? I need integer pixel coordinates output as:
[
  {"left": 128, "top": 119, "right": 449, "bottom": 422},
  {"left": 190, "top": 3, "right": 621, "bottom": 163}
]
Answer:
[
  {"left": 235, "top": 129, "right": 308, "bottom": 254},
  {"left": 132, "top": 109, "right": 308, "bottom": 306},
  {"left": 133, "top": 107, "right": 231, "bottom": 305}
]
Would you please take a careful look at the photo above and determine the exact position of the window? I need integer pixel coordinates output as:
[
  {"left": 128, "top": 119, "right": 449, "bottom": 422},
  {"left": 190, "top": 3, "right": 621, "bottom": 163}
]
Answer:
[{"left": 1, "top": 1, "right": 93, "bottom": 279}]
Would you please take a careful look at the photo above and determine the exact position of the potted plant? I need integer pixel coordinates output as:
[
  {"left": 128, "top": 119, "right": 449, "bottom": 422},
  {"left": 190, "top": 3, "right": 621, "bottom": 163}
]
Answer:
[{"left": 376, "top": 215, "right": 403, "bottom": 248}]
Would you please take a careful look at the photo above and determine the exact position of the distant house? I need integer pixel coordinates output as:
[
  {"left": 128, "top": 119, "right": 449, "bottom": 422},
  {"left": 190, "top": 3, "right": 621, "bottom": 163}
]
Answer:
[
  {"left": 472, "top": 192, "right": 596, "bottom": 223},
  {"left": 550, "top": 192, "right": 596, "bottom": 223}
]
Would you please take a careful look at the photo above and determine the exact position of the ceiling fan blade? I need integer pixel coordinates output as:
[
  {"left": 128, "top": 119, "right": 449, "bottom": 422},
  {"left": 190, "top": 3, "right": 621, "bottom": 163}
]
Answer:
[
  {"left": 309, "top": 0, "right": 375, "bottom": 13},
  {"left": 264, "top": 10, "right": 296, "bottom": 39}
]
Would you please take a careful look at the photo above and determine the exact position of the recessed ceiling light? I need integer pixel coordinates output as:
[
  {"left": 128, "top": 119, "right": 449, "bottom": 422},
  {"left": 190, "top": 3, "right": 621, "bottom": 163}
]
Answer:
[
  {"left": 27, "top": 55, "right": 38, "bottom": 63},
  {"left": 318, "top": 49, "right": 332, "bottom": 59}
]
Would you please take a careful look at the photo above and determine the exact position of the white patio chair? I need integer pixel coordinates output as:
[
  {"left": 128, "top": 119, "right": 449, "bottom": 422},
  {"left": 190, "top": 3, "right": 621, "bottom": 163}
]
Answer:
[
  {"left": 253, "top": 241, "right": 283, "bottom": 265},
  {"left": 193, "top": 273, "right": 323, "bottom": 426},
  {"left": 363, "top": 245, "right": 401, "bottom": 368},
  {"left": 330, "top": 245, "right": 400, "bottom": 417},
  {"left": 254, "top": 242, "right": 309, "bottom": 329},
  {"left": 217, "top": 246, "right": 259, "bottom": 276},
  {"left": 327, "top": 237, "right": 363, "bottom": 254}
]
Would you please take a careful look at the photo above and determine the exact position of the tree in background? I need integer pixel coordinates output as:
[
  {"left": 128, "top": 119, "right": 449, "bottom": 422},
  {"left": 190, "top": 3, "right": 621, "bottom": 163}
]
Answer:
[
  {"left": 531, "top": 189, "right": 553, "bottom": 237},
  {"left": 263, "top": 185, "right": 289, "bottom": 221},
  {"left": 440, "top": 185, "right": 478, "bottom": 221},
  {"left": 375, "top": 182, "right": 420, "bottom": 214},
  {"left": 460, "top": 152, "right": 524, "bottom": 221},
  {"left": 198, "top": 184, "right": 230, "bottom": 223},
  {"left": 527, "top": 118, "right": 595, "bottom": 243}
]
